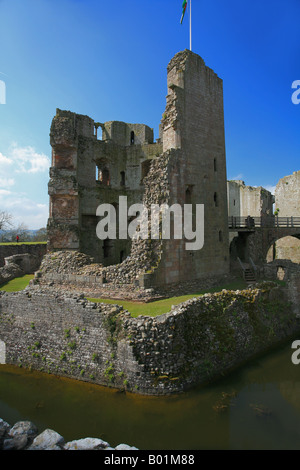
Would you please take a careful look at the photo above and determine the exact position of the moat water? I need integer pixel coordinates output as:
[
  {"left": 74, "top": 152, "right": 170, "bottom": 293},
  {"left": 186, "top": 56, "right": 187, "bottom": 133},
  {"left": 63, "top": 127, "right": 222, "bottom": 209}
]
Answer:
[{"left": 1, "top": 340, "right": 300, "bottom": 450}]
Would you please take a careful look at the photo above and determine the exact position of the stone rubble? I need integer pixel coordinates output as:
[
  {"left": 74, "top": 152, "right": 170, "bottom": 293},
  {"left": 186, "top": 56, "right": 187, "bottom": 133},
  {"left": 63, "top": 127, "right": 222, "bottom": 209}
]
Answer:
[
  {"left": 38, "top": 248, "right": 237, "bottom": 302},
  {"left": 0, "top": 262, "right": 23, "bottom": 286},
  {"left": 0, "top": 418, "right": 138, "bottom": 451},
  {"left": 39, "top": 250, "right": 95, "bottom": 275}
]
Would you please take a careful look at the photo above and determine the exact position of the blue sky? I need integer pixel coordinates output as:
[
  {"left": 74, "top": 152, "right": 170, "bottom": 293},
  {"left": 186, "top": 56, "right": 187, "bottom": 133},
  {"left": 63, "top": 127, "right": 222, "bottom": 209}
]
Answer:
[{"left": 0, "top": 0, "right": 299, "bottom": 229}]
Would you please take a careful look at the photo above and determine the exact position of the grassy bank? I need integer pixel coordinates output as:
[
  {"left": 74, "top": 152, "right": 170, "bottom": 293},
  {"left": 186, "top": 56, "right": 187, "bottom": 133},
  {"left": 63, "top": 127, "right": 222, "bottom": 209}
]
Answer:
[
  {"left": 87, "top": 280, "right": 249, "bottom": 317},
  {"left": 0, "top": 274, "right": 35, "bottom": 292},
  {"left": 0, "top": 276, "right": 248, "bottom": 314},
  {"left": 0, "top": 242, "right": 47, "bottom": 246},
  {"left": 1, "top": 276, "right": 285, "bottom": 318}
]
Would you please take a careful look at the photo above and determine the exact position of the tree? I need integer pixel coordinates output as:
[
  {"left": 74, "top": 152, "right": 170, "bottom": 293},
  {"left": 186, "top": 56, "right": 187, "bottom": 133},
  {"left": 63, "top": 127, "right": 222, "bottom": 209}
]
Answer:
[
  {"left": 0, "top": 211, "right": 13, "bottom": 231},
  {"left": 9, "top": 222, "right": 28, "bottom": 242},
  {"left": 31, "top": 227, "right": 47, "bottom": 242}
]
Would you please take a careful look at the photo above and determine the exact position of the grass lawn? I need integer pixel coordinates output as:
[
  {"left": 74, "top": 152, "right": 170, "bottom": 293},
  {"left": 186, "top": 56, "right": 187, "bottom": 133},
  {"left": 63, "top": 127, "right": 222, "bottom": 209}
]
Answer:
[
  {"left": 0, "top": 242, "right": 47, "bottom": 246},
  {"left": 1, "top": 276, "right": 284, "bottom": 317},
  {"left": 87, "top": 279, "right": 249, "bottom": 318},
  {"left": 0, "top": 274, "right": 35, "bottom": 292}
]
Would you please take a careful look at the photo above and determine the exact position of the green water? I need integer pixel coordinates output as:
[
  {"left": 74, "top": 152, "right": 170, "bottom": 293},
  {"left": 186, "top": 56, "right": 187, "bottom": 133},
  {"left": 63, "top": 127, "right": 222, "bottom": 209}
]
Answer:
[{"left": 1, "top": 341, "right": 300, "bottom": 450}]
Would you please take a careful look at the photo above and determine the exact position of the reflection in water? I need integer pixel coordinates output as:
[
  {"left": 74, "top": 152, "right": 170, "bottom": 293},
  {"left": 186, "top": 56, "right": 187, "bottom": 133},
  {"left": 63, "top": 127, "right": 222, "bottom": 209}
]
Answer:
[{"left": 1, "top": 342, "right": 300, "bottom": 449}]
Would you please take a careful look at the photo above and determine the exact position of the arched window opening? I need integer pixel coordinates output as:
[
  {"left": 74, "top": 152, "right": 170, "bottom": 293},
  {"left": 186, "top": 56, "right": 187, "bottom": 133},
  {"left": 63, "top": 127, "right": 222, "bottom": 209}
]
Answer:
[
  {"left": 266, "top": 235, "right": 300, "bottom": 264},
  {"left": 98, "top": 167, "right": 110, "bottom": 186},
  {"left": 277, "top": 266, "right": 286, "bottom": 281},
  {"left": 185, "top": 188, "right": 192, "bottom": 204},
  {"left": 214, "top": 192, "right": 218, "bottom": 207},
  {"left": 130, "top": 131, "right": 135, "bottom": 145},
  {"left": 219, "top": 230, "right": 223, "bottom": 242},
  {"left": 120, "top": 171, "right": 125, "bottom": 186},
  {"left": 94, "top": 122, "right": 101, "bottom": 139}
]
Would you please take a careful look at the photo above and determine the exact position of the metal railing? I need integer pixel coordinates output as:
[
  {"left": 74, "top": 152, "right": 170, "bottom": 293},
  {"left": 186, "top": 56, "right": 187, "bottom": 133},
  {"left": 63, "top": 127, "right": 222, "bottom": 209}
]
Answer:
[{"left": 228, "top": 216, "right": 300, "bottom": 229}]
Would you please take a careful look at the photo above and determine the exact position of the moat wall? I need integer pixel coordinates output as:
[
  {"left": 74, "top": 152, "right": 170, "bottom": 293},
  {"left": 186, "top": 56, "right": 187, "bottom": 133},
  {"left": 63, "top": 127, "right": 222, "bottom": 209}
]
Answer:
[
  {"left": 0, "top": 244, "right": 47, "bottom": 268},
  {"left": 0, "top": 278, "right": 299, "bottom": 396}
]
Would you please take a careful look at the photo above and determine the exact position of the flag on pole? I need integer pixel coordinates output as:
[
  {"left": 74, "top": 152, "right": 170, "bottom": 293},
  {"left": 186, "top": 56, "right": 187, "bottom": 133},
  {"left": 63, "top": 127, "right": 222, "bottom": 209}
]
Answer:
[{"left": 180, "top": 0, "right": 187, "bottom": 24}]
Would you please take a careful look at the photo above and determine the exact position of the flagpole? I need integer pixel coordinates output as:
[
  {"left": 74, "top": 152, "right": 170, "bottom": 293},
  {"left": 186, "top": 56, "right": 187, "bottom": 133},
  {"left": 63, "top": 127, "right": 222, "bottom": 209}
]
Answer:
[{"left": 189, "top": 0, "right": 192, "bottom": 51}]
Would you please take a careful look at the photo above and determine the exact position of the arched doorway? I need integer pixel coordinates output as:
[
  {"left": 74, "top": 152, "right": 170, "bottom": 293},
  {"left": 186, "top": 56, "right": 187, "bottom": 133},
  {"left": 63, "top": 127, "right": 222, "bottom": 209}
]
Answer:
[
  {"left": 267, "top": 235, "right": 300, "bottom": 263},
  {"left": 229, "top": 232, "right": 252, "bottom": 263}
]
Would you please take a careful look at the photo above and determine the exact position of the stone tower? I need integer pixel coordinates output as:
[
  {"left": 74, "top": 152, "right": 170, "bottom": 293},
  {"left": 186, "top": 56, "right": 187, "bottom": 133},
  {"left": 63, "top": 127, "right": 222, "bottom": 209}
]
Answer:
[{"left": 151, "top": 50, "right": 230, "bottom": 285}]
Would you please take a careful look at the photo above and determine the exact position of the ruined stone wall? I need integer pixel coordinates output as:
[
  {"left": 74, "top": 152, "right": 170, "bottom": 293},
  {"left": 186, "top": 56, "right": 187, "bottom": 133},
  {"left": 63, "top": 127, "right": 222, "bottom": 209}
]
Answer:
[
  {"left": 227, "top": 180, "right": 242, "bottom": 218},
  {"left": 101, "top": 121, "right": 154, "bottom": 146},
  {"left": 262, "top": 261, "right": 300, "bottom": 315},
  {"left": 273, "top": 171, "right": 300, "bottom": 262},
  {"left": 275, "top": 171, "right": 300, "bottom": 216},
  {"left": 274, "top": 236, "right": 300, "bottom": 263},
  {"left": 44, "top": 148, "right": 174, "bottom": 287},
  {"left": 235, "top": 226, "right": 300, "bottom": 265},
  {"left": 0, "top": 282, "right": 299, "bottom": 395},
  {"left": 89, "top": 150, "right": 173, "bottom": 285},
  {"left": 227, "top": 180, "right": 274, "bottom": 218},
  {"left": 48, "top": 109, "right": 162, "bottom": 266},
  {"left": 0, "top": 244, "right": 47, "bottom": 268},
  {"left": 0, "top": 264, "right": 23, "bottom": 286},
  {"left": 48, "top": 110, "right": 91, "bottom": 251}
]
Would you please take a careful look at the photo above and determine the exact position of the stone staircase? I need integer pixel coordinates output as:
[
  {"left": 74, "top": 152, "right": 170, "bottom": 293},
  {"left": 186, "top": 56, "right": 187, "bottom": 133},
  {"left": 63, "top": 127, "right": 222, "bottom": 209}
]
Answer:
[
  {"left": 243, "top": 267, "right": 256, "bottom": 283},
  {"left": 237, "top": 257, "right": 257, "bottom": 283}
]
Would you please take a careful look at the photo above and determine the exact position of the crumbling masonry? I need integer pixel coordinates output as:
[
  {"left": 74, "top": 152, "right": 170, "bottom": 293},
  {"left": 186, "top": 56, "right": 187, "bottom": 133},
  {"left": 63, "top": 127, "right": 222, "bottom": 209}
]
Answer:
[{"left": 47, "top": 50, "right": 229, "bottom": 287}]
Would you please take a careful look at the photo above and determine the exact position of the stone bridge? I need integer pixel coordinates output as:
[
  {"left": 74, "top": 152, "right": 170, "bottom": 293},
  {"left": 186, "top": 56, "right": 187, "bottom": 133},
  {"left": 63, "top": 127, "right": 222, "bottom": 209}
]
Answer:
[{"left": 229, "top": 216, "right": 300, "bottom": 265}]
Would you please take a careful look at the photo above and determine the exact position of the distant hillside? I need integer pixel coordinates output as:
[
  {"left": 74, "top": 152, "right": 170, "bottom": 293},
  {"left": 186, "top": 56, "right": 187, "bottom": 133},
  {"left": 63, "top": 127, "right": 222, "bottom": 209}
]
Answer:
[{"left": 0, "top": 228, "right": 47, "bottom": 242}]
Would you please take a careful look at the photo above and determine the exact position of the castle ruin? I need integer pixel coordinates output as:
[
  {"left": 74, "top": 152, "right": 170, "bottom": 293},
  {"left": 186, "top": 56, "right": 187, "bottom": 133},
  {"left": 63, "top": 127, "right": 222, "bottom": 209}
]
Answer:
[
  {"left": 48, "top": 50, "right": 229, "bottom": 287},
  {"left": 1, "top": 50, "right": 300, "bottom": 397},
  {"left": 46, "top": 49, "right": 299, "bottom": 292}
]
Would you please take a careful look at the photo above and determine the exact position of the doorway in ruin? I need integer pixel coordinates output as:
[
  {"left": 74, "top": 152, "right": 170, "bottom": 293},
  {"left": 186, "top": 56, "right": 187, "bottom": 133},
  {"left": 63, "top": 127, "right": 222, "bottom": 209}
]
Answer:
[
  {"left": 267, "top": 235, "right": 300, "bottom": 264},
  {"left": 229, "top": 232, "right": 251, "bottom": 263}
]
